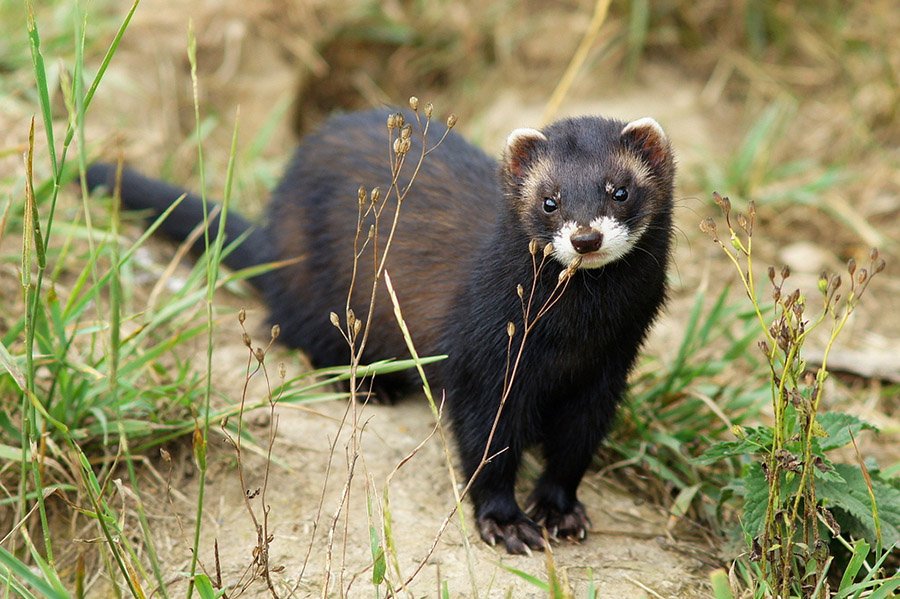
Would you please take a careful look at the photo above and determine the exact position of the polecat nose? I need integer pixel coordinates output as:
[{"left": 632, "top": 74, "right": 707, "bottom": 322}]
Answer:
[{"left": 570, "top": 226, "right": 603, "bottom": 254}]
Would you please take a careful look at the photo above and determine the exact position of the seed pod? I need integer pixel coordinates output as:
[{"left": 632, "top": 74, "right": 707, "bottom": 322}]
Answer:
[
  {"left": 874, "top": 258, "right": 886, "bottom": 274},
  {"left": 847, "top": 257, "right": 856, "bottom": 276},
  {"left": 781, "top": 265, "right": 790, "bottom": 280},
  {"left": 446, "top": 114, "right": 458, "bottom": 129},
  {"left": 370, "top": 187, "right": 381, "bottom": 204},
  {"left": 870, "top": 248, "right": 879, "bottom": 262},
  {"left": 271, "top": 324, "right": 280, "bottom": 340},
  {"left": 358, "top": 186, "right": 366, "bottom": 205},
  {"left": 400, "top": 125, "right": 412, "bottom": 140},
  {"left": 516, "top": 284, "right": 524, "bottom": 299},
  {"left": 386, "top": 114, "right": 396, "bottom": 129},
  {"left": 255, "top": 347, "right": 265, "bottom": 363},
  {"left": 424, "top": 102, "right": 433, "bottom": 119},
  {"left": 279, "top": 362, "right": 286, "bottom": 379},
  {"left": 767, "top": 266, "right": 776, "bottom": 283},
  {"left": 737, "top": 212, "right": 749, "bottom": 232},
  {"left": 242, "top": 332, "right": 252, "bottom": 347},
  {"left": 238, "top": 308, "right": 246, "bottom": 324},
  {"left": 830, "top": 274, "right": 841, "bottom": 292},
  {"left": 507, "top": 322, "right": 515, "bottom": 338},
  {"left": 329, "top": 312, "right": 340, "bottom": 328},
  {"left": 528, "top": 239, "right": 539, "bottom": 255},
  {"left": 699, "top": 217, "right": 717, "bottom": 237},
  {"left": 857, "top": 268, "right": 867, "bottom": 285},
  {"left": 543, "top": 242, "right": 554, "bottom": 258},
  {"left": 408, "top": 96, "right": 419, "bottom": 111},
  {"left": 354, "top": 319, "right": 362, "bottom": 335}
]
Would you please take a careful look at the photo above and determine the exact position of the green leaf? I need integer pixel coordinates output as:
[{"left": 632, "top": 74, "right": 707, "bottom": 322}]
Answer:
[
  {"left": 498, "top": 564, "right": 549, "bottom": 591},
  {"left": 816, "top": 413, "right": 877, "bottom": 451},
  {"left": 369, "top": 523, "right": 386, "bottom": 585},
  {"left": 817, "top": 464, "right": 900, "bottom": 547},
  {"left": 193, "top": 574, "right": 221, "bottom": 598},
  {"left": 837, "top": 539, "right": 869, "bottom": 591},
  {"left": 694, "top": 426, "right": 773, "bottom": 465},
  {"left": 0, "top": 546, "right": 69, "bottom": 599},
  {"left": 741, "top": 462, "right": 769, "bottom": 537},
  {"left": 710, "top": 569, "right": 734, "bottom": 599}
]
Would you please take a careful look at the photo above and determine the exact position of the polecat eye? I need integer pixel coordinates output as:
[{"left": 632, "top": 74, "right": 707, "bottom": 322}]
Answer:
[
  {"left": 612, "top": 187, "right": 629, "bottom": 202},
  {"left": 542, "top": 197, "right": 559, "bottom": 213}
]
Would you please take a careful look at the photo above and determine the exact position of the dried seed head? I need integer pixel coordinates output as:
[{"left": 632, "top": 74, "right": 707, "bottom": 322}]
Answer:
[
  {"left": 400, "top": 125, "right": 412, "bottom": 140},
  {"left": 160, "top": 447, "right": 172, "bottom": 463},
  {"left": 353, "top": 319, "right": 362, "bottom": 335},
  {"left": 238, "top": 308, "right": 246, "bottom": 324},
  {"left": 271, "top": 324, "right": 280, "bottom": 340},
  {"left": 507, "top": 322, "right": 515, "bottom": 338},
  {"left": 699, "top": 217, "right": 717, "bottom": 237},
  {"left": 395, "top": 113, "right": 405, "bottom": 128},
  {"left": 516, "top": 284, "right": 524, "bottom": 299},
  {"left": 713, "top": 192, "right": 731, "bottom": 214},
  {"left": 424, "top": 102, "right": 433, "bottom": 119},
  {"left": 870, "top": 248, "right": 879, "bottom": 262},
  {"left": 830, "top": 274, "right": 841, "bottom": 292},
  {"left": 387, "top": 113, "right": 397, "bottom": 129},
  {"left": 368, "top": 224, "right": 375, "bottom": 239},
  {"left": 446, "top": 114, "right": 457, "bottom": 129},
  {"left": 329, "top": 312, "right": 340, "bottom": 328},
  {"left": 408, "top": 96, "right": 419, "bottom": 111},
  {"left": 528, "top": 239, "right": 539, "bottom": 255},
  {"left": 847, "top": 257, "right": 856, "bottom": 276},
  {"left": 358, "top": 186, "right": 366, "bottom": 205},
  {"left": 255, "top": 347, "right": 265, "bottom": 363},
  {"left": 346, "top": 308, "right": 356, "bottom": 328},
  {"left": 737, "top": 212, "right": 749, "bottom": 232},
  {"left": 370, "top": 187, "right": 381, "bottom": 204},
  {"left": 781, "top": 265, "right": 790, "bottom": 280},
  {"left": 767, "top": 266, "right": 776, "bottom": 283},
  {"left": 758, "top": 340, "right": 771, "bottom": 356},
  {"left": 874, "top": 258, "right": 886, "bottom": 274},
  {"left": 279, "top": 362, "right": 286, "bottom": 379},
  {"left": 857, "top": 268, "right": 868, "bottom": 285},
  {"left": 543, "top": 242, "right": 554, "bottom": 258},
  {"left": 242, "top": 332, "right": 252, "bottom": 348}
]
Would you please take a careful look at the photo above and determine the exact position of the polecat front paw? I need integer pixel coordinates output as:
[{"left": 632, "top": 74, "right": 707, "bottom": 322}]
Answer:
[
  {"left": 526, "top": 499, "right": 592, "bottom": 542},
  {"left": 476, "top": 513, "right": 547, "bottom": 555}
]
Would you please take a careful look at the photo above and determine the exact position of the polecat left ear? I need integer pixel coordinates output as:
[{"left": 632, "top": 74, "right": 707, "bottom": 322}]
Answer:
[
  {"left": 620, "top": 117, "right": 672, "bottom": 172},
  {"left": 503, "top": 128, "right": 548, "bottom": 180}
]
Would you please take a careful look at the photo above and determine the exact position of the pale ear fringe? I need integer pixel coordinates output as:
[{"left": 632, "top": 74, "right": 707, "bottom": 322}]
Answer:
[
  {"left": 621, "top": 117, "right": 667, "bottom": 141},
  {"left": 506, "top": 128, "right": 547, "bottom": 151}
]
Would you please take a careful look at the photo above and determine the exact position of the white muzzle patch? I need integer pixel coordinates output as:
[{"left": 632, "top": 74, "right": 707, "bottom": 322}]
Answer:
[{"left": 552, "top": 217, "right": 643, "bottom": 269}]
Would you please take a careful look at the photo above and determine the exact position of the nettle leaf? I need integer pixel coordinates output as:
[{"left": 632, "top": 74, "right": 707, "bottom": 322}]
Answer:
[
  {"left": 695, "top": 426, "right": 773, "bottom": 465},
  {"left": 811, "top": 455, "right": 846, "bottom": 484},
  {"left": 816, "top": 464, "right": 900, "bottom": 547},
  {"left": 740, "top": 462, "right": 770, "bottom": 537},
  {"left": 815, "top": 412, "right": 877, "bottom": 452}
]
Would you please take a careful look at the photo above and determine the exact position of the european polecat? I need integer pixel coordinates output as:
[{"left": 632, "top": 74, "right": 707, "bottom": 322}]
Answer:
[{"left": 87, "top": 108, "right": 675, "bottom": 554}]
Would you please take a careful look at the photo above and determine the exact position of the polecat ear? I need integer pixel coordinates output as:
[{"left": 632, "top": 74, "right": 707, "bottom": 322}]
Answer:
[
  {"left": 620, "top": 117, "right": 672, "bottom": 172},
  {"left": 503, "top": 128, "right": 548, "bottom": 179}
]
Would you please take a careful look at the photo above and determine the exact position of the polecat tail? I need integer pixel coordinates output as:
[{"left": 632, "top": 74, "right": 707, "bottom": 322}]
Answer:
[{"left": 86, "top": 163, "right": 275, "bottom": 289}]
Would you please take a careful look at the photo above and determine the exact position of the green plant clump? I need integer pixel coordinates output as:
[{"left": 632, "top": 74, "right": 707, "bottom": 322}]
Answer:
[{"left": 698, "top": 193, "right": 898, "bottom": 598}]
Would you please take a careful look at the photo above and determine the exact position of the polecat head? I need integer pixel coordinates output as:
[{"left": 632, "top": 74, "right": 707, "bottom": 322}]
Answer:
[{"left": 501, "top": 116, "right": 675, "bottom": 270}]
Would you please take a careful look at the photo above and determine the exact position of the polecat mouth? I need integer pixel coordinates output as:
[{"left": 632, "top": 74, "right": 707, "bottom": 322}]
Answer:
[{"left": 575, "top": 250, "right": 614, "bottom": 269}]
